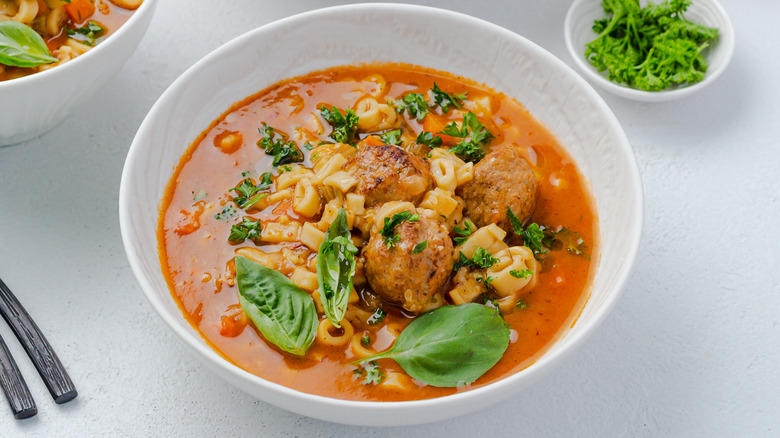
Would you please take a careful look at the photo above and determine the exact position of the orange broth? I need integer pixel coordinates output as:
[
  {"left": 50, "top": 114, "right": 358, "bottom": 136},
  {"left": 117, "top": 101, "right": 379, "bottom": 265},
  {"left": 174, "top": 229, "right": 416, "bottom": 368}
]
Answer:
[{"left": 159, "top": 64, "right": 599, "bottom": 401}]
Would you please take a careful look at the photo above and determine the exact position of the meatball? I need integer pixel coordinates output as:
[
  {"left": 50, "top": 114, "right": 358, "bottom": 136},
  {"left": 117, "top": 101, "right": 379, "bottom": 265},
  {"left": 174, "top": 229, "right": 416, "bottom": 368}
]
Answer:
[
  {"left": 457, "top": 146, "right": 538, "bottom": 232},
  {"left": 363, "top": 215, "right": 455, "bottom": 314},
  {"left": 344, "top": 145, "right": 433, "bottom": 207}
]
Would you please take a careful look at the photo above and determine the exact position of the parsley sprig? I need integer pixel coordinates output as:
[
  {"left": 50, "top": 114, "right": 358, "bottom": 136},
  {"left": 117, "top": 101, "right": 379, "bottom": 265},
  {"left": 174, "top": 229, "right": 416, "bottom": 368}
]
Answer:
[
  {"left": 320, "top": 105, "right": 359, "bottom": 144},
  {"left": 440, "top": 112, "right": 494, "bottom": 163},
  {"left": 380, "top": 211, "right": 420, "bottom": 248},
  {"left": 231, "top": 172, "right": 273, "bottom": 209},
  {"left": 257, "top": 124, "right": 303, "bottom": 166},
  {"left": 430, "top": 83, "right": 467, "bottom": 113},
  {"left": 229, "top": 217, "right": 262, "bottom": 243},
  {"left": 585, "top": 0, "right": 719, "bottom": 91},
  {"left": 454, "top": 247, "right": 500, "bottom": 270},
  {"left": 452, "top": 220, "right": 475, "bottom": 246}
]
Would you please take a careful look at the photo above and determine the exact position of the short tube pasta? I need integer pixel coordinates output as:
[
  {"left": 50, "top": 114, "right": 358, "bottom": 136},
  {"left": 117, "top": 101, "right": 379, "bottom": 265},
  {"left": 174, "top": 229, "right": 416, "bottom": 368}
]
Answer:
[{"left": 317, "top": 318, "right": 354, "bottom": 347}]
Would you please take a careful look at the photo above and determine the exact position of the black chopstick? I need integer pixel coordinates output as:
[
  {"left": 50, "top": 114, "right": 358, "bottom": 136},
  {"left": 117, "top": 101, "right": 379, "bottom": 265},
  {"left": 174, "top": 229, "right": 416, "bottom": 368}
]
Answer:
[
  {"left": 0, "top": 277, "right": 77, "bottom": 405},
  {"left": 0, "top": 333, "right": 37, "bottom": 419}
]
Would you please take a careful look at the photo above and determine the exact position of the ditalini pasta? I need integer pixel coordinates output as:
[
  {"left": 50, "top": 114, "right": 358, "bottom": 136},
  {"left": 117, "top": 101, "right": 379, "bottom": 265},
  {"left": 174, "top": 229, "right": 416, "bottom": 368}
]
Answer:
[
  {"left": 159, "top": 64, "right": 599, "bottom": 401},
  {"left": 0, "top": 0, "right": 141, "bottom": 81}
]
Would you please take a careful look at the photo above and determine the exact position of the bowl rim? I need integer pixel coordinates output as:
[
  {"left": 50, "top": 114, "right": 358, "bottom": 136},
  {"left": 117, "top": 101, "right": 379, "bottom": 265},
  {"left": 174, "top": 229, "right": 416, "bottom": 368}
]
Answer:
[
  {"left": 0, "top": 0, "right": 157, "bottom": 91},
  {"left": 120, "top": 2, "right": 643, "bottom": 421},
  {"left": 563, "top": 0, "right": 735, "bottom": 102}
]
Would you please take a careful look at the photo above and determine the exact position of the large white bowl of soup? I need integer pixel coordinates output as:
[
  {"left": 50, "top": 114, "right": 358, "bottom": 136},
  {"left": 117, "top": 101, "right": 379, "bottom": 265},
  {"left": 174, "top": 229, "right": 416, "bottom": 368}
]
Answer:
[
  {"left": 0, "top": 0, "right": 157, "bottom": 145},
  {"left": 120, "top": 4, "right": 643, "bottom": 426}
]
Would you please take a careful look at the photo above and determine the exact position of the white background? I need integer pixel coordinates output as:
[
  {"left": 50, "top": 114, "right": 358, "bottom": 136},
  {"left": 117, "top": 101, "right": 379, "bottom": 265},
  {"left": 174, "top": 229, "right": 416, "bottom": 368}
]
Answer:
[{"left": 1, "top": 0, "right": 778, "bottom": 436}]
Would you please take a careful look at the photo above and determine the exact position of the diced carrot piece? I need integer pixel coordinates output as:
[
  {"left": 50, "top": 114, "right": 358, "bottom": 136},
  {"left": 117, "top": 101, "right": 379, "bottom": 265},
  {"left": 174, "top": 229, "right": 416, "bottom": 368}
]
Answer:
[
  {"left": 64, "top": 0, "right": 95, "bottom": 24},
  {"left": 423, "top": 114, "right": 459, "bottom": 146}
]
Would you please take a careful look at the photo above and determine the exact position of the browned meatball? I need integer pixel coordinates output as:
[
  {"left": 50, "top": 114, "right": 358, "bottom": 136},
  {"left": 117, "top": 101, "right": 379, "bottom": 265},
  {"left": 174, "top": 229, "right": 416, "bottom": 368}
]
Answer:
[
  {"left": 363, "top": 215, "right": 455, "bottom": 314},
  {"left": 457, "top": 146, "right": 538, "bottom": 232},
  {"left": 344, "top": 145, "right": 433, "bottom": 207}
]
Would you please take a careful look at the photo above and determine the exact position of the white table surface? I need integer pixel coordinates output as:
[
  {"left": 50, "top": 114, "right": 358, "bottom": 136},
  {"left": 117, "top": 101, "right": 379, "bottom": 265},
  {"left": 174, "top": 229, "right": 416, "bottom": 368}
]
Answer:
[{"left": 1, "top": 0, "right": 778, "bottom": 436}]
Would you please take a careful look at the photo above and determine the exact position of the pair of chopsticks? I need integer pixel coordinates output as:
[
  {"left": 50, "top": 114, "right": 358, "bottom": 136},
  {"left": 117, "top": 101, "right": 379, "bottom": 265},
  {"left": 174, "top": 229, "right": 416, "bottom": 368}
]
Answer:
[{"left": 0, "top": 277, "right": 77, "bottom": 419}]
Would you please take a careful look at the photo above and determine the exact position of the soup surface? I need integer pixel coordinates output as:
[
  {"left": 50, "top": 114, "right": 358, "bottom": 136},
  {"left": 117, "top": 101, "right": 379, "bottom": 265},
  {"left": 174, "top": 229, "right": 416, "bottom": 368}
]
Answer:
[
  {"left": 159, "top": 64, "right": 599, "bottom": 401},
  {"left": 0, "top": 0, "right": 140, "bottom": 82}
]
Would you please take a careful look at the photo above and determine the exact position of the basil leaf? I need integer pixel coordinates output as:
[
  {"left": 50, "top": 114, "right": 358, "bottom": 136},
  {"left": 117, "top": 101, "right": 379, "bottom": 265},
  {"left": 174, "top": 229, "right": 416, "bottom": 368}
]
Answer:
[
  {"left": 235, "top": 256, "right": 317, "bottom": 356},
  {"left": 359, "top": 303, "right": 509, "bottom": 387},
  {"left": 317, "top": 208, "right": 357, "bottom": 328},
  {"left": 0, "top": 21, "right": 58, "bottom": 68}
]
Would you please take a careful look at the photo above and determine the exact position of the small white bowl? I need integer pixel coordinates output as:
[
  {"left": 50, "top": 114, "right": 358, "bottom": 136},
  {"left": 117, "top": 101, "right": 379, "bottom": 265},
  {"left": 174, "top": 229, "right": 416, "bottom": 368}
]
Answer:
[
  {"left": 564, "top": 0, "right": 735, "bottom": 101},
  {"left": 0, "top": 0, "right": 158, "bottom": 146},
  {"left": 120, "top": 3, "right": 643, "bottom": 426}
]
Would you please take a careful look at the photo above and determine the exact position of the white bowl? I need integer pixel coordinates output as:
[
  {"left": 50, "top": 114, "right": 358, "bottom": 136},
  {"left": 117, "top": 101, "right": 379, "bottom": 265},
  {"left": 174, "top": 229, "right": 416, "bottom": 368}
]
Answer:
[
  {"left": 564, "top": 0, "right": 735, "bottom": 102},
  {"left": 120, "top": 3, "right": 643, "bottom": 426},
  {"left": 0, "top": 0, "right": 158, "bottom": 146}
]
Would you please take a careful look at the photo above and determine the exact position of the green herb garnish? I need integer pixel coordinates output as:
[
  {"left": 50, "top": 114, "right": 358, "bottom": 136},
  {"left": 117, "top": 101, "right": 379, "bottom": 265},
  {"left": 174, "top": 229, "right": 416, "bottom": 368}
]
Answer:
[
  {"left": 367, "top": 308, "right": 386, "bottom": 325},
  {"left": 380, "top": 211, "right": 420, "bottom": 248},
  {"left": 380, "top": 129, "right": 403, "bottom": 146},
  {"left": 510, "top": 269, "right": 533, "bottom": 279},
  {"left": 455, "top": 248, "right": 500, "bottom": 270},
  {"left": 416, "top": 131, "right": 443, "bottom": 149},
  {"left": 317, "top": 208, "right": 358, "bottom": 328},
  {"left": 441, "top": 112, "right": 494, "bottom": 163},
  {"left": 354, "top": 361, "right": 384, "bottom": 385},
  {"left": 412, "top": 240, "right": 428, "bottom": 254},
  {"left": 0, "top": 21, "right": 58, "bottom": 67},
  {"left": 354, "top": 304, "right": 509, "bottom": 387},
  {"left": 393, "top": 93, "right": 429, "bottom": 121},
  {"left": 585, "top": 0, "right": 719, "bottom": 91},
  {"left": 66, "top": 21, "right": 105, "bottom": 46},
  {"left": 234, "top": 256, "right": 318, "bottom": 356},
  {"left": 231, "top": 173, "right": 272, "bottom": 209},
  {"left": 452, "top": 220, "right": 475, "bottom": 246},
  {"left": 257, "top": 124, "right": 303, "bottom": 166},
  {"left": 320, "top": 105, "right": 359, "bottom": 144},
  {"left": 430, "top": 83, "right": 467, "bottom": 113},
  {"left": 214, "top": 205, "right": 237, "bottom": 221},
  {"left": 229, "top": 217, "right": 262, "bottom": 243}
]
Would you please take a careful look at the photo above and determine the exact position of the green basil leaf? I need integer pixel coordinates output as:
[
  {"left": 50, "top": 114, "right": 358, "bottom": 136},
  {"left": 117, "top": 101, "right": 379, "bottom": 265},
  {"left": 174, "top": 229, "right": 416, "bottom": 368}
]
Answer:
[
  {"left": 0, "top": 21, "right": 58, "bottom": 68},
  {"left": 317, "top": 208, "right": 357, "bottom": 328},
  {"left": 235, "top": 256, "right": 317, "bottom": 356},
  {"left": 359, "top": 303, "right": 509, "bottom": 387}
]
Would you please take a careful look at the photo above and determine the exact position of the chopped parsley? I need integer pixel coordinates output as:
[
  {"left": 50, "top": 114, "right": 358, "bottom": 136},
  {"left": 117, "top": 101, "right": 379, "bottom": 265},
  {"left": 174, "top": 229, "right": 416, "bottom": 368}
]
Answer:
[
  {"left": 257, "top": 123, "right": 303, "bottom": 166},
  {"left": 367, "top": 308, "right": 386, "bottom": 325},
  {"left": 482, "top": 294, "right": 501, "bottom": 312},
  {"left": 66, "top": 21, "right": 105, "bottom": 46},
  {"left": 191, "top": 189, "right": 207, "bottom": 202},
  {"left": 379, "top": 129, "right": 403, "bottom": 146},
  {"left": 430, "top": 83, "right": 467, "bottom": 113},
  {"left": 354, "top": 361, "right": 384, "bottom": 385},
  {"left": 441, "top": 112, "right": 494, "bottom": 163},
  {"left": 360, "top": 334, "right": 371, "bottom": 346},
  {"left": 516, "top": 299, "right": 528, "bottom": 310},
  {"left": 393, "top": 93, "right": 429, "bottom": 121},
  {"left": 380, "top": 211, "right": 420, "bottom": 248},
  {"left": 302, "top": 141, "right": 314, "bottom": 151},
  {"left": 214, "top": 204, "right": 237, "bottom": 221},
  {"left": 510, "top": 269, "right": 534, "bottom": 279},
  {"left": 320, "top": 105, "right": 359, "bottom": 144},
  {"left": 231, "top": 173, "right": 272, "bottom": 209},
  {"left": 452, "top": 220, "right": 475, "bottom": 246},
  {"left": 228, "top": 217, "right": 262, "bottom": 243},
  {"left": 454, "top": 247, "right": 500, "bottom": 270},
  {"left": 507, "top": 207, "right": 589, "bottom": 259},
  {"left": 412, "top": 240, "right": 428, "bottom": 254},
  {"left": 416, "top": 130, "right": 443, "bottom": 149}
]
